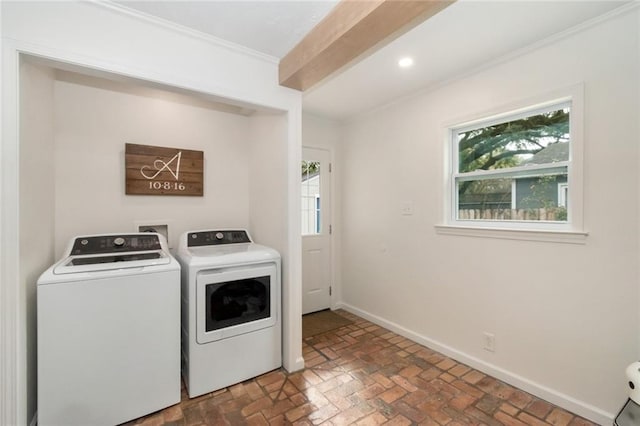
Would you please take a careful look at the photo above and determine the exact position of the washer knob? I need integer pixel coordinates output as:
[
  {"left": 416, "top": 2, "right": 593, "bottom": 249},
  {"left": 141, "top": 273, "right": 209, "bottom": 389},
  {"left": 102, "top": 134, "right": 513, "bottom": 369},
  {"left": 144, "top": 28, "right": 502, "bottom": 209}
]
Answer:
[
  {"left": 215, "top": 232, "right": 224, "bottom": 240},
  {"left": 113, "top": 237, "right": 126, "bottom": 247}
]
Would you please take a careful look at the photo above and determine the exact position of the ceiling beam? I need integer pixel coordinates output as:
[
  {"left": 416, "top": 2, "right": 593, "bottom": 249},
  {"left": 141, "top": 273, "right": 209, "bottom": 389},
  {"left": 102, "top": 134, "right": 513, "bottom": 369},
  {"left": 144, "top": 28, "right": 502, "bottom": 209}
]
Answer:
[{"left": 279, "top": 0, "right": 456, "bottom": 91}]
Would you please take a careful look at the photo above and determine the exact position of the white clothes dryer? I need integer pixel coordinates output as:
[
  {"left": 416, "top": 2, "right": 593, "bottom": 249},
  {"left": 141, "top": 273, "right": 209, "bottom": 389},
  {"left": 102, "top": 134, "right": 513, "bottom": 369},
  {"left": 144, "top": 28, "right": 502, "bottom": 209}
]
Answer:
[
  {"left": 37, "top": 233, "right": 181, "bottom": 426},
  {"left": 175, "top": 229, "right": 281, "bottom": 398}
]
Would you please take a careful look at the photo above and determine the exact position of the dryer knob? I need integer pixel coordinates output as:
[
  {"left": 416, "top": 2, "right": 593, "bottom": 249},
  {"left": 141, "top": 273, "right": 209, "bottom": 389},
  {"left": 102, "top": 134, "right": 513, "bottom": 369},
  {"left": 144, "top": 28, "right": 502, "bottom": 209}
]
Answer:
[
  {"left": 113, "top": 237, "right": 126, "bottom": 247},
  {"left": 215, "top": 232, "right": 224, "bottom": 240}
]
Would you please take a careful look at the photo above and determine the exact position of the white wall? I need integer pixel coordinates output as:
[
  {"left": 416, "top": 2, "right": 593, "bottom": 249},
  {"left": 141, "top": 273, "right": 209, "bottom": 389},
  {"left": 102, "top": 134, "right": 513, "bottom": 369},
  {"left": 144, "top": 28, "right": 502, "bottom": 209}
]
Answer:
[
  {"left": 248, "top": 113, "right": 303, "bottom": 369},
  {"left": 302, "top": 113, "right": 343, "bottom": 306},
  {"left": 339, "top": 9, "right": 639, "bottom": 424},
  {"left": 53, "top": 75, "right": 251, "bottom": 256},
  {"left": 1, "top": 2, "right": 302, "bottom": 425},
  {"left": 248, "top": 113, "right": 289, "bottom": 255},
  {"left": 19, "top": 61, "right": 56, "bottom": 424}
]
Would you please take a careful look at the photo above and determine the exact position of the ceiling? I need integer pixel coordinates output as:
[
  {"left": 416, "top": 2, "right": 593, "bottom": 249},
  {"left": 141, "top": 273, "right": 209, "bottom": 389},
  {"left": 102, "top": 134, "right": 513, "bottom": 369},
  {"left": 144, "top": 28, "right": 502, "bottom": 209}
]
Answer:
[
  {"left": 114, "top": 0, "right": 338, "bottom": 58},
  {"left": 303, "top": 0, "right": 630, "bottom": 120},
  {"left": 114, "top": 0, "right": 631, "bottom": 121}
]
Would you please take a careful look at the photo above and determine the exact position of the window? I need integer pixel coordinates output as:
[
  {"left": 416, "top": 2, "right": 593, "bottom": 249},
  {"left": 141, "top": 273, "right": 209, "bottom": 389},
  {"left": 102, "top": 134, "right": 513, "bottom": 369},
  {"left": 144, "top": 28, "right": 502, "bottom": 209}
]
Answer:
[
  {"left": 301, "top": 160, "right": 321, "bottom": 235},
  {"left": 443, "top": 89, "right": 585, "bottom": 239}
]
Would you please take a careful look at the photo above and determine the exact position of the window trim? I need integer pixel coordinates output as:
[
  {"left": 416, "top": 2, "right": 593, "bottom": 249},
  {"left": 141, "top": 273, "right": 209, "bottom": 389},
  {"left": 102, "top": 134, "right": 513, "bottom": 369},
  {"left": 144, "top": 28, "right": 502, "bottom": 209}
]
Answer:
[
  {"left": 434, "top": 224, "right": 588, "bottom": 244},
  {"left": 439, "top": 84, "right": 586, "bottom": 242}
]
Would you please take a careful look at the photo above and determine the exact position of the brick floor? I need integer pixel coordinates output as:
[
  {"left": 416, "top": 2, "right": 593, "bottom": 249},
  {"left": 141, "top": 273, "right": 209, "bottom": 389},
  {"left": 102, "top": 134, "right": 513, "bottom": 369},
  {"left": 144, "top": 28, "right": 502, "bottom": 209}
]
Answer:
[{"left": 126, "top": 310, "right": 598, "bottom": 426}]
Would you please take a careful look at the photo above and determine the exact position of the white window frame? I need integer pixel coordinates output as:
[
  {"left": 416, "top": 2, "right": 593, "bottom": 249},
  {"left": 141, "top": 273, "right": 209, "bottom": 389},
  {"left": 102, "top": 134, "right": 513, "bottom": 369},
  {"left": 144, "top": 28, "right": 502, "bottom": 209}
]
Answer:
[{"left": 436, "top": 85, "right": 587, "bottom": 244}]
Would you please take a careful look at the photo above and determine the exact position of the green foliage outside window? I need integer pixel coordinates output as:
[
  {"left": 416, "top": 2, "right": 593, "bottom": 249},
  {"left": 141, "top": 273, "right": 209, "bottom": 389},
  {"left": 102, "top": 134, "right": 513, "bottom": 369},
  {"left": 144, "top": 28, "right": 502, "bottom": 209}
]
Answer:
[{"left": 458, "top": 109, "right": 569, "bottom": 176}]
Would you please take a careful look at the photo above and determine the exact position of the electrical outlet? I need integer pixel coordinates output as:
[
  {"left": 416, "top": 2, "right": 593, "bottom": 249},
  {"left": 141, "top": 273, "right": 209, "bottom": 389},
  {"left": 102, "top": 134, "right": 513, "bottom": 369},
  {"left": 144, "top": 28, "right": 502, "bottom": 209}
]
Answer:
[
  {"left": 483, "top": 332, "right": 496, "bottom": 352},
  {"left": 401, "top": 202, "right": 414, "bottom": 216}
]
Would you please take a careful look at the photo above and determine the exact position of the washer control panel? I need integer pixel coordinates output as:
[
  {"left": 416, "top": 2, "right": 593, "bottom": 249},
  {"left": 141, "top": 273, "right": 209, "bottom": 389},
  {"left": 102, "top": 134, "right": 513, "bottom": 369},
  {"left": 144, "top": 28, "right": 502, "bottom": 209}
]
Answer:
[
  {"left": 187, "top": 230, "right": 251, "bottom": 247},
  {"left": 70, "top": 234, "right": 162, "bottom": 255}
]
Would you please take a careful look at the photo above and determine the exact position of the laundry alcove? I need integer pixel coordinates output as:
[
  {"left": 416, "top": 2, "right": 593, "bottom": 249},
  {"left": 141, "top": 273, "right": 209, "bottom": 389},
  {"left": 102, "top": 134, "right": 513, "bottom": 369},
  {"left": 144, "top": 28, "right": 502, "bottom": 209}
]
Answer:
[{"left": 12, "top": 48, "right": 302, "bottom": 424}]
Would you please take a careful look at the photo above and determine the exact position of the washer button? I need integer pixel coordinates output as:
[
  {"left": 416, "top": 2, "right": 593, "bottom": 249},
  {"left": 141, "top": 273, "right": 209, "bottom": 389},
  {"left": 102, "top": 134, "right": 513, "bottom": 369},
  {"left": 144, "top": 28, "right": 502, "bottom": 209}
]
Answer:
[
  {"left": 215, "top": 232, "right": 224, "bottom": 240},
  {"left": 113, "top": 237, "right": 126, "bottom": 247}
]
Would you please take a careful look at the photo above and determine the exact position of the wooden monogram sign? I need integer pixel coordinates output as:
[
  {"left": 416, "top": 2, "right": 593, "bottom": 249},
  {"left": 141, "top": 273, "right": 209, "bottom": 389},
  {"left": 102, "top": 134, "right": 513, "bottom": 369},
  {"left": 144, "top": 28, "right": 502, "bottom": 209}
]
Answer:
[{"left": 125, "top": 143, "right": 204, "bottom": 196}]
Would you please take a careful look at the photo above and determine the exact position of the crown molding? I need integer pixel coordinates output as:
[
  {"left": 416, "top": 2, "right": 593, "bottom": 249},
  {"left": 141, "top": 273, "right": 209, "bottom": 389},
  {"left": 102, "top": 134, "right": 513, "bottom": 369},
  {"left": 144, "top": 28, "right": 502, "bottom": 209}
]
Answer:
[{"left": 88, "top": 0, "right": 279, "bottom": 65}]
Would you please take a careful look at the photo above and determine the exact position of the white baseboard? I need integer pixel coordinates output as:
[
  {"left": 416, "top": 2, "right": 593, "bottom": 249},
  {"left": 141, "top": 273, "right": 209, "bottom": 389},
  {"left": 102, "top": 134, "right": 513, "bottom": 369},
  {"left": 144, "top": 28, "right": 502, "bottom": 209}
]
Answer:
[{"left": 335, "top": 302, "right": 614, "bottom": 426}]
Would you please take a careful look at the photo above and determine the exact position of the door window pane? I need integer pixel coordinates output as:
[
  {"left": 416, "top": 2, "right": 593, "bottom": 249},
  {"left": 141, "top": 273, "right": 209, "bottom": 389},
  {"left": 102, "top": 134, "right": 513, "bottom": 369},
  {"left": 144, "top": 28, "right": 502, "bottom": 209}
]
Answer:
[{"left": 302, "top": 161, "right": 321, "bottom": 235}]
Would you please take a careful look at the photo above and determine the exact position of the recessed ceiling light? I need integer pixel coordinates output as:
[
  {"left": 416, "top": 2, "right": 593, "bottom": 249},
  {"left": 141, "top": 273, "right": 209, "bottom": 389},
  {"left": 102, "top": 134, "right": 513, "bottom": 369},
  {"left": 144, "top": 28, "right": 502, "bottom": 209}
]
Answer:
[{"left": 398, "top": 57, "right": 414, "bottom": 68}]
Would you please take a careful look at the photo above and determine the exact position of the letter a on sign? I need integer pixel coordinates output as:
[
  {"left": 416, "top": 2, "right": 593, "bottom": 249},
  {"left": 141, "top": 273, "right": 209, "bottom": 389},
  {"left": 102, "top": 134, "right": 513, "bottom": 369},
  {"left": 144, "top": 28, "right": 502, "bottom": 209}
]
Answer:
[{"left": 125, "top": 143, "right": 204, "bottom": 196}]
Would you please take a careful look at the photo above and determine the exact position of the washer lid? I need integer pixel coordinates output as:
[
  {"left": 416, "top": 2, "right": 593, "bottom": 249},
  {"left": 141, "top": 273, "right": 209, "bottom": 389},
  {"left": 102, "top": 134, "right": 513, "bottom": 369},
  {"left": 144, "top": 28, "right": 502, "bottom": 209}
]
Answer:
[{"left": 53, "top": 250, "right": 171, "bottom": 274}]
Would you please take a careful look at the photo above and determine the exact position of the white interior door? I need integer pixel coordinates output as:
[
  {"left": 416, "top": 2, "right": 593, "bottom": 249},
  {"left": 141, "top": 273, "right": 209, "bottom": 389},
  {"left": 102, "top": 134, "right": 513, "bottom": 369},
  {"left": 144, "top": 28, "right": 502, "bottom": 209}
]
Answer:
[{"left": 301, "top": 147, "right": 331, "bottom": 315}]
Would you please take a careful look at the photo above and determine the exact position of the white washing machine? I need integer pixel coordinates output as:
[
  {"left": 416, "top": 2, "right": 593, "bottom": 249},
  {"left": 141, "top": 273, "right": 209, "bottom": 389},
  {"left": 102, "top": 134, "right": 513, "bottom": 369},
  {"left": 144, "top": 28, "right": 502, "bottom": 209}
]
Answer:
[
  {"left": 37, "top": 233, "right": 181, "bottom": 426},
  {"left": 175, "top": 229, "right": 281, "bottom": 398}
]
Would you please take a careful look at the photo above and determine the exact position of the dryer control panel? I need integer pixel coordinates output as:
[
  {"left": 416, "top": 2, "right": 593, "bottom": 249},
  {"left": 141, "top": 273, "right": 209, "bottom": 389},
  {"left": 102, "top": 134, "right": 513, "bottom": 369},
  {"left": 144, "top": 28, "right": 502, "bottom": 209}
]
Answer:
[
  {"left": 187, "top": 230, "right": 251, "bottom": 247},
  {"left": 70, "top": 234, "right": 162, "bottom": 255}
]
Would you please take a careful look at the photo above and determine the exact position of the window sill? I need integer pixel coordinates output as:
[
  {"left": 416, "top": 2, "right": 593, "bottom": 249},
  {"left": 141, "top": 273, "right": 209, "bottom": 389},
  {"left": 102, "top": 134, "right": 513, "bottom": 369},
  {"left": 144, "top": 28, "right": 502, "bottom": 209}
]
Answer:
[{"left": 434, "top": 224, "right": 588, "bottom": 244}]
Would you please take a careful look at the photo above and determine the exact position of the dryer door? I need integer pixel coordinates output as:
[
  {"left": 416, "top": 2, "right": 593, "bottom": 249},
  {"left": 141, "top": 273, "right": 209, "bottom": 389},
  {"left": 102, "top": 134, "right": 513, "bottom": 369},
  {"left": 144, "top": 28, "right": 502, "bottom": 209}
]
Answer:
[{"left": 196, "top": 263, "right": 278, "bottom": 344}]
